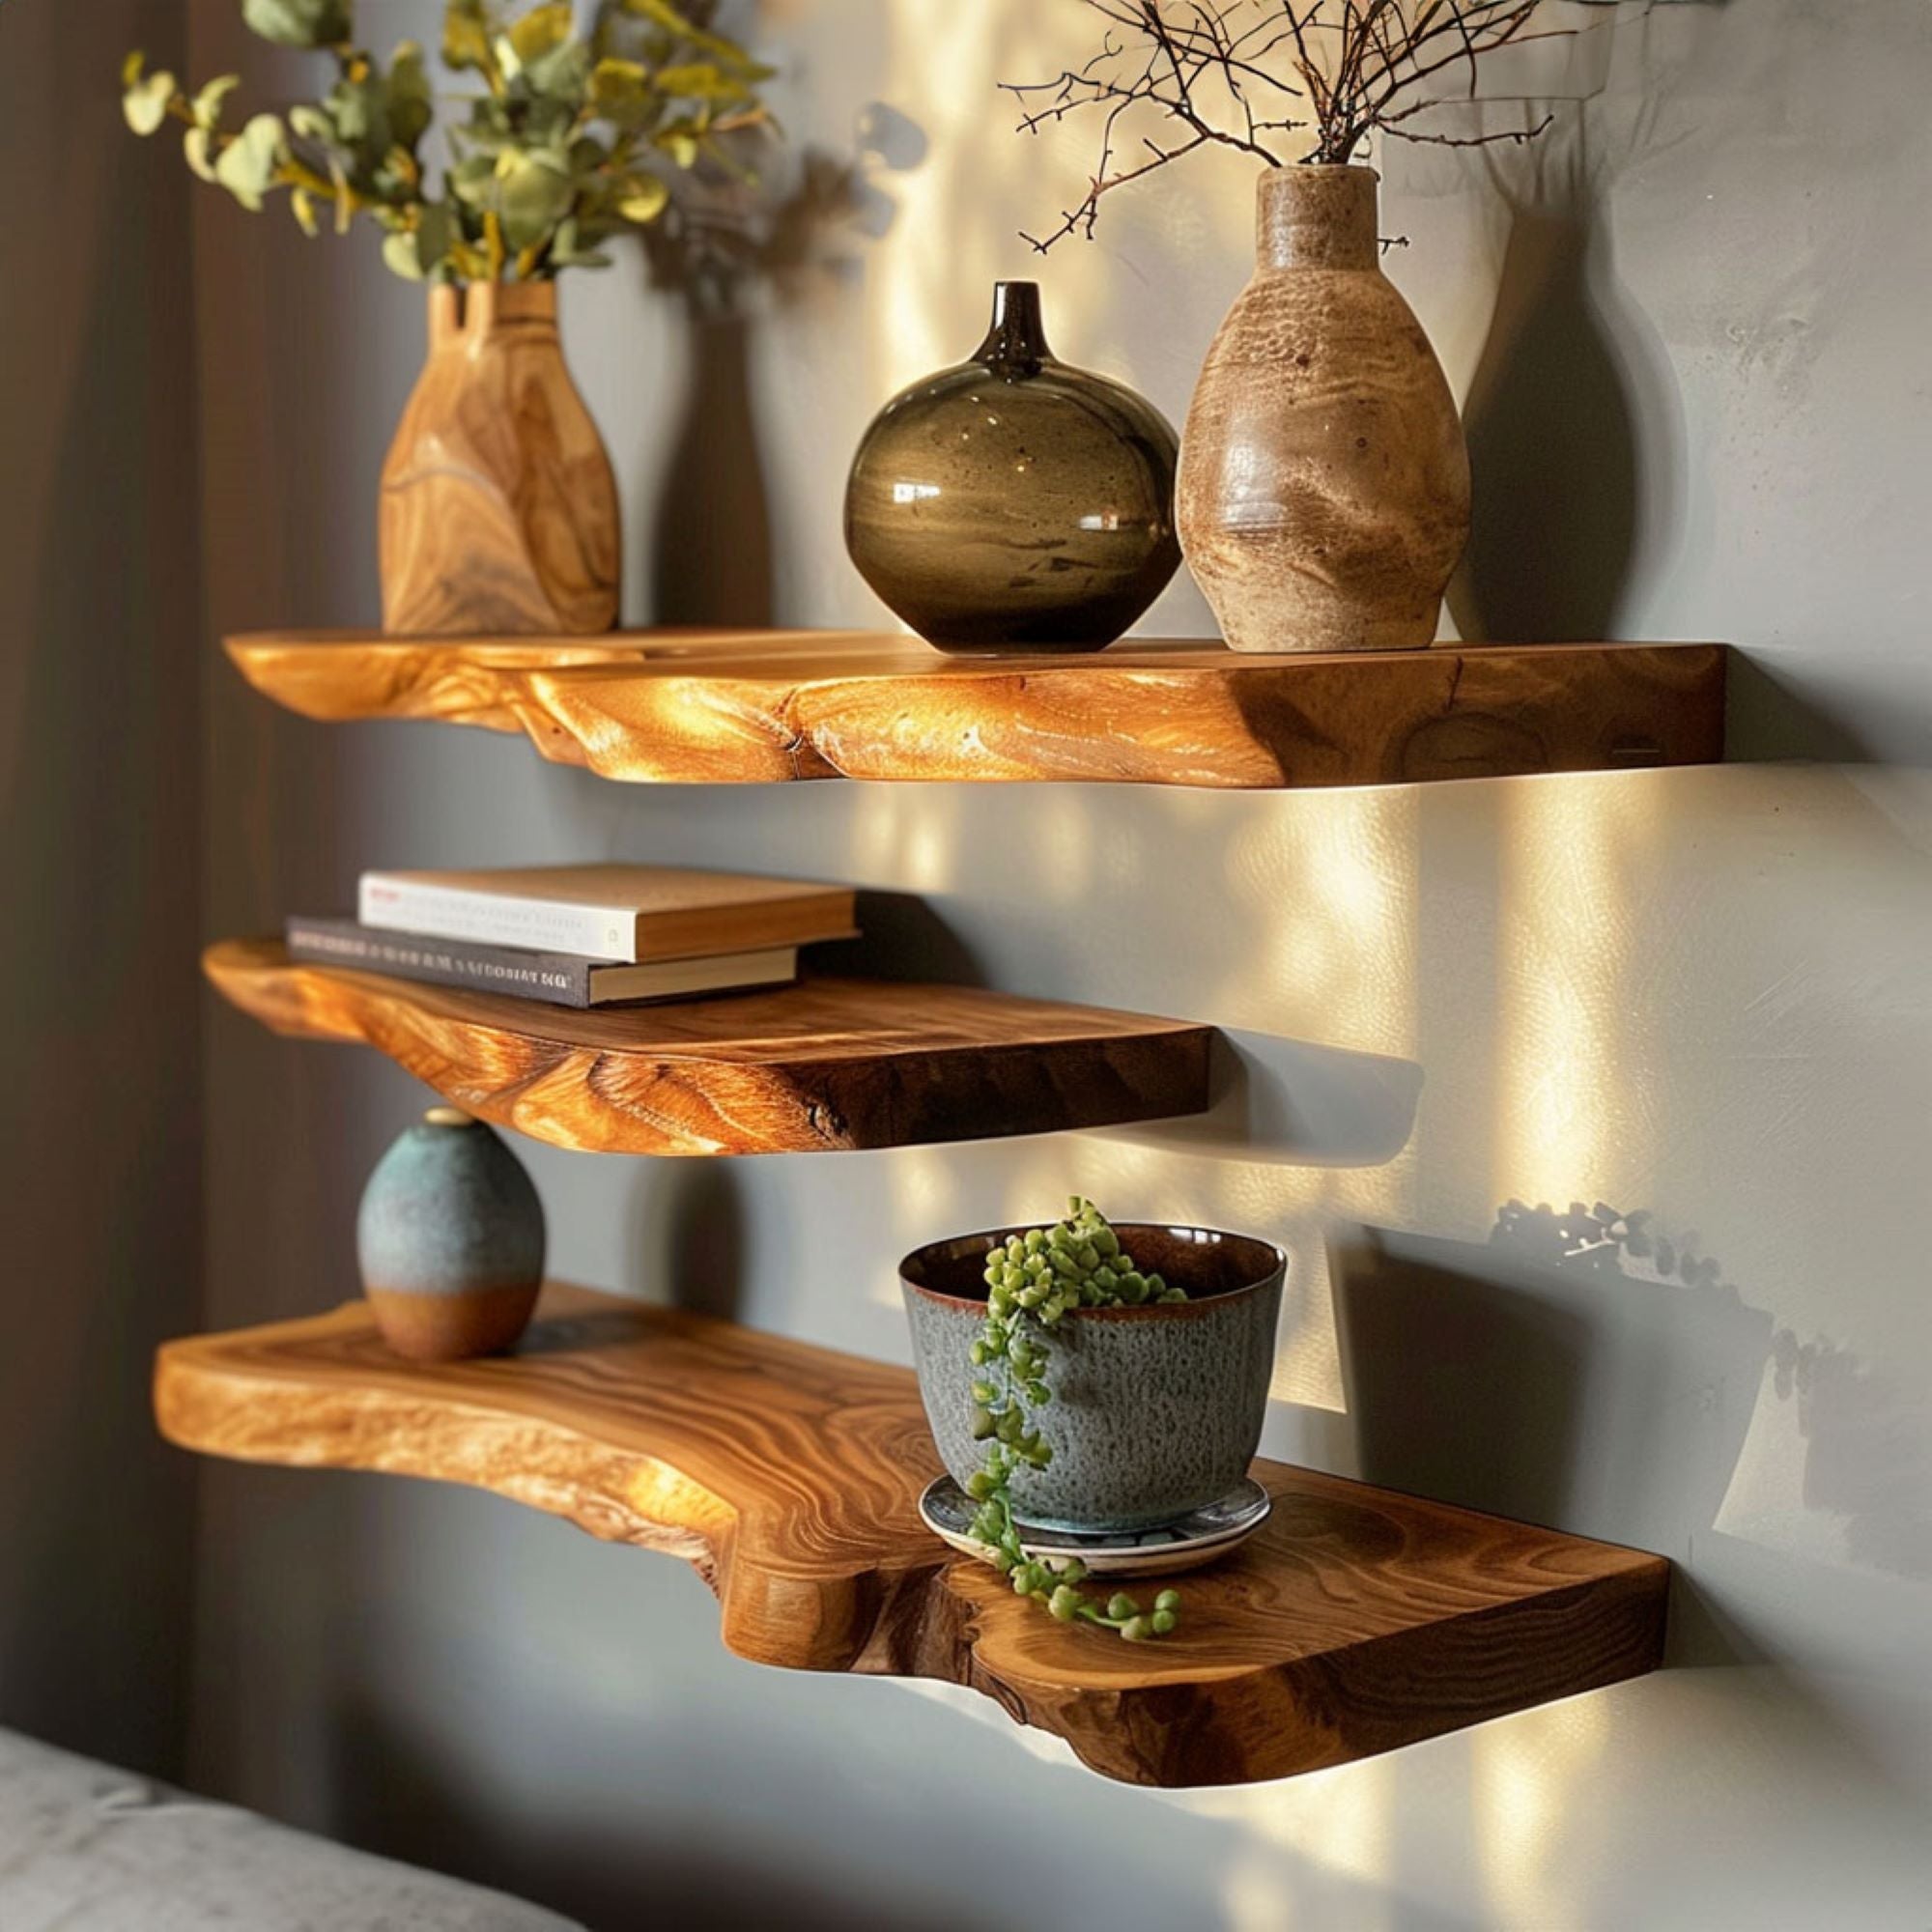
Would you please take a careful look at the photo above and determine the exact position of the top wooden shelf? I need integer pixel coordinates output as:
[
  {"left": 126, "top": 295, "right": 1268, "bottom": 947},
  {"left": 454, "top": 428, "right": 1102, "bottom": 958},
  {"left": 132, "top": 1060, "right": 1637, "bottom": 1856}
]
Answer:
[{"left": 228, "top": 630, "right": 1729, "bottom": 792}]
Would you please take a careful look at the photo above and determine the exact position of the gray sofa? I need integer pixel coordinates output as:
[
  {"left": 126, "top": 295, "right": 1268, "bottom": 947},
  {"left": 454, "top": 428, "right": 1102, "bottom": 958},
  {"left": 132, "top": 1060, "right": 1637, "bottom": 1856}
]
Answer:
[{"left": 0, "top": 1729, "right": 579, "bottom": 1932}]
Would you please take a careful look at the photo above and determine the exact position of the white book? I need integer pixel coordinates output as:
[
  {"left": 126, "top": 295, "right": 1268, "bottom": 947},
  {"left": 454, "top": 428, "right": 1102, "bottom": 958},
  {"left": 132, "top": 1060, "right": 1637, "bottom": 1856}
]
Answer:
[{"left": 356, "top": 865, "right": 860, "bottom": 965}]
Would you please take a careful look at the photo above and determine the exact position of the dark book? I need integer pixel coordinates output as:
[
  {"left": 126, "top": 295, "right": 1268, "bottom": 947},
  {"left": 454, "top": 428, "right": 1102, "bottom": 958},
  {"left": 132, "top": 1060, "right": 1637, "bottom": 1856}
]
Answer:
[{"left": 285, "top": 917, "right": 799, "bottom": 1010}]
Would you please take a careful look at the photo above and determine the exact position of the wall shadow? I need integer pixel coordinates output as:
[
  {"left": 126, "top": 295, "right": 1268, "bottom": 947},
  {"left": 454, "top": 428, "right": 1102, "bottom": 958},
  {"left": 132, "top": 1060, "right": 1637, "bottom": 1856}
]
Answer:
[
  {"left": 327, "top": 1690, "right": 970, "bottom": 1932},
  {"left": 1447, "top": 126, "right": 1683, "bottom": 642}
]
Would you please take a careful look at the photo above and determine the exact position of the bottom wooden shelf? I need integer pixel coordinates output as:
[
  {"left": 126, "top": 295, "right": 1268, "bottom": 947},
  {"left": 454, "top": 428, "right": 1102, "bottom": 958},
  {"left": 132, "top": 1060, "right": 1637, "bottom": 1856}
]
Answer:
[{"left": 156, "top": 1286, "right": 1668, "bottom": 1788}]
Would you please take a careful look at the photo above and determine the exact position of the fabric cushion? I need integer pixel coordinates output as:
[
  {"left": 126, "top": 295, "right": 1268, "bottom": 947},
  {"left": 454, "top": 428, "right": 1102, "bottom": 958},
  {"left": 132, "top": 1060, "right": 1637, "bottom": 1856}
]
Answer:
[{"left": 0, "top": 1728, "right": 580, "bottom": 1932}]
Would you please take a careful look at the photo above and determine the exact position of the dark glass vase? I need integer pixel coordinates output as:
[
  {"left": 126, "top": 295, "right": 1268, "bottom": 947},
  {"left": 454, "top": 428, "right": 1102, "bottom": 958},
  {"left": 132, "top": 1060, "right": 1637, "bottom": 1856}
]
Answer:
[{"left": 844, "top": 282, "right": 1181, "bottom": 654}]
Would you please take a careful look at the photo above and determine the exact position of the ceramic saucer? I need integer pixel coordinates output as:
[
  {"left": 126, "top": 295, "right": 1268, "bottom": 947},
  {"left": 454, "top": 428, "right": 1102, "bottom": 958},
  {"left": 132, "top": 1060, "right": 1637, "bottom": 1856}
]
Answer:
[{"left": 918, "top": 1474, "right": 1270, "bottom": 1577}]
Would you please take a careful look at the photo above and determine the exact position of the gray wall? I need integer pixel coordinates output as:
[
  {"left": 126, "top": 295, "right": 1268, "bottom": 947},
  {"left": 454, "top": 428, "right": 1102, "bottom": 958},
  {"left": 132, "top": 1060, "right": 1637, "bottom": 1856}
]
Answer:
[
  {"left": 94, "top": 0, "right": 1932, "bottom": 1925},
  {"left": 0, "top": 0, "right": 201, "bottom": 1779}
]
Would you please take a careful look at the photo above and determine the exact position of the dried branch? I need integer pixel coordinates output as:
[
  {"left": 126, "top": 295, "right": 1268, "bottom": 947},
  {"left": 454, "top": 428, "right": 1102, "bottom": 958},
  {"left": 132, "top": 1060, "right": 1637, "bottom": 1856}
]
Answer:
[{"left": 1006, "top": 0, "right": 1619, "bottom": 250}]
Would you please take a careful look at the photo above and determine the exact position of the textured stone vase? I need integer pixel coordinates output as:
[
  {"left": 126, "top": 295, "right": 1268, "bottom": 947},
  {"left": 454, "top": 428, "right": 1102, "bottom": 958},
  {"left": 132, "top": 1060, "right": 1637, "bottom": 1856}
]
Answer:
[
  {"left": 1179, "top": 166, "right": 1470, "bottom": 653},
  {"left": 845, "top": 280, "right": 1180, "bottom": 653},
  {"left": 356, "top": 1107, "right": 547, "bottom": 1362},
  {"left": 380, "top": 281, "right": 620, "bottom": 637},
  {"left": 901, "top": 1224, "right": 1285, "bottom": 1531}
]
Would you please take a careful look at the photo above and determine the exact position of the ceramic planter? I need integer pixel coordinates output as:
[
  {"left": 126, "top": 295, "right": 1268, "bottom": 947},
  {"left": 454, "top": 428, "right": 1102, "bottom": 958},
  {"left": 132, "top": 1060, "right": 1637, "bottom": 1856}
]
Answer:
[
  {"left": 845, "top": 280, "right": 1181, "bottom": 652},
  {"left": 356, "top": 1107, "right": 546, "bottom": 1361},
  {"left": 379, "top": 281, "right": 620, "bottom": 637},
  {"left": 1179, "top": 165, "right": 1470, "bottom": 653},
  {"left": 901, "top": 1223, "right": 1285, "bottom": 1531}
]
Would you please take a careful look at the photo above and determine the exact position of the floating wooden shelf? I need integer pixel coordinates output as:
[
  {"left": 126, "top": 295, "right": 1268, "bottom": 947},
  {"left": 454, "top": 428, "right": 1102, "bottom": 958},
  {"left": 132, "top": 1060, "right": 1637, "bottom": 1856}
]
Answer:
[
  {"left": 228, "top": 629, "right": 1728, "bottom": 791},
  {"left": 204, "top": 940, "right": 1213, "bottom": 1156},
  {"left": 156, "top": 1286, "right": 1668, "bottom": 1788}
]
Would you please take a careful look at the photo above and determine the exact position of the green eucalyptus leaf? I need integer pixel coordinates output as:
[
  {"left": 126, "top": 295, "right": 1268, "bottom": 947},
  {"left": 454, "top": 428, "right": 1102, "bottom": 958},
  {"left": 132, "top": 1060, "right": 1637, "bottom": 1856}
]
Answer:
[
  {"left": 508, "top": 1, "right": 574, "bottom": 67},
  {"left": 549, "top": 217, "right": 612, "bottom": 269},
  {"left": 616, "top": 0, "right": 768, "bottom": 76},
  {"left": 123, "top": 67, "right": 177, "bottom": 137},
  {"left": 495, "top": 148, "right": 575, "bottom": 250},
  {"left": 242, "top": 0, "right": 353, "bottom": 49},
  {"left": 652, "top": 63, "right": 749, "bottom": 102},
  {"left": 383, "top": 229, "right": 426, "bottom": 279},
  {"left": 442, "top": 0, "right": 498, "bottom": 76},
  {"left": 524, "top": 37, "right": 590, "bottom": 104},
  {"left": 183, "top": 125, "right": 219, "bottom": 181},
  {"left": 287, "top": 103, "right": 335, "bottom": 145},
  {"left": 657, "top": 128, "right": 699, "bottom": 169},
  {"left": 612, "top": 173, "right": 668, "bottom": 223},
  {"left": 213, "top": 111, "right": 286, "bottom": 211},
  {"left": 588, "top": 56, "right": 650, "bottom": 119},
  {"left": 192, "top": 74, "right": 241, "bottom": 131},
  {"left": 388, "top": 43, "right": 433, "bottom": 151}
]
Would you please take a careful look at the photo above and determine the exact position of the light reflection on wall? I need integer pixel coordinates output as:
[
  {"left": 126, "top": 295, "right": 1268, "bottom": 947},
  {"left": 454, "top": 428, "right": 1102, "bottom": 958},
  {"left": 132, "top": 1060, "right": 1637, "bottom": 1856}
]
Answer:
[{"left": 1493, "top": 770, "right": 1662, "bottom": 1209}]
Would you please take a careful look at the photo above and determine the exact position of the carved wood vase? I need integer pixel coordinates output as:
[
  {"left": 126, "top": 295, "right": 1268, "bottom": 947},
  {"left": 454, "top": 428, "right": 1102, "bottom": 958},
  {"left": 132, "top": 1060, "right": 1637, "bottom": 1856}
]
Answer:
[
  {"left": 379, "top": 281, "right": 620, "bottom": 637},
  {"left": 1179, "top": 166, "right": 1470, "bottom": 653}
]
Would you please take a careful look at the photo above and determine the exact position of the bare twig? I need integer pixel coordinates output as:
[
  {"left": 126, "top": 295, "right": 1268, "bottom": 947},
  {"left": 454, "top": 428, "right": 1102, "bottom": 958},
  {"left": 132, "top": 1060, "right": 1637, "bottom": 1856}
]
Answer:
[{"left": 1007, "top": 0, "right": 1622, "bottom": 248}]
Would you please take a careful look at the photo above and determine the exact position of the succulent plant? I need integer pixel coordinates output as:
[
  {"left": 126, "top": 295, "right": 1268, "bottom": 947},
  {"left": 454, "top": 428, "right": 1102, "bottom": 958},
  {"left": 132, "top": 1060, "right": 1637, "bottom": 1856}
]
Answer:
[{"left": 123, "top": 0, "right": 774, "bottom": 283}]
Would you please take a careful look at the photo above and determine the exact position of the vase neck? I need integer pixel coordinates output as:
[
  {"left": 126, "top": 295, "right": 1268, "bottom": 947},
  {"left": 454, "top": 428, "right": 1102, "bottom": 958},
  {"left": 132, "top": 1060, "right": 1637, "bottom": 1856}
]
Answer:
[
  {"left": 975, "top": 280, "right": 1052, "bottom": 370},
  {"left": 430, "top": 280, "right": 559, "bottom": 350},
  {"left": 1257, "top": 166, "right": 1380, "bottom": 271}
]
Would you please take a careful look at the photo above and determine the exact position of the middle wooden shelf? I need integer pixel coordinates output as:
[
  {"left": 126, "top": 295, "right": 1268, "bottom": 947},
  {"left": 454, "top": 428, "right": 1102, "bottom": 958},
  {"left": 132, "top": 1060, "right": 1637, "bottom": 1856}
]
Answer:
[{"left": 205, "top": 938, "right": 1214, "bottom": 1155}]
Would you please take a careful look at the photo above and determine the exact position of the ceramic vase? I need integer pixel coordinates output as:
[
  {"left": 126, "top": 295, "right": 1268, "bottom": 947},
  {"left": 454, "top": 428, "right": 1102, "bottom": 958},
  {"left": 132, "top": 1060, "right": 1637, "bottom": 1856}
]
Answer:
[
  {"left": 844, "top": 281, "right": 1180, "bottom": 653},
  {"left": 379, "top": 281, "right": 620, "bottom": 637},
  {"left": 356, "top": 1107, "right": 546, "bottom": 1361},
  {"left": 1179, "top": 166, "right": 1470, "bottom": 653},
  {"left": 901, "top": 1223, "right": 1285, "bottom": 1532}
]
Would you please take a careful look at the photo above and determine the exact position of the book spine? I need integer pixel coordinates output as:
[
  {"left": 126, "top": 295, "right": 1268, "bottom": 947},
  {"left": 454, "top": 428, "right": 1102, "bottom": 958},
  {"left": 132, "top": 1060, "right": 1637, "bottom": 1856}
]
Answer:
[
  {"left": 287, "top": 920, "right": 595, "bottom": 1008},
  {"left": 357, "top": 877, "right": 634, "bottom": 960}
]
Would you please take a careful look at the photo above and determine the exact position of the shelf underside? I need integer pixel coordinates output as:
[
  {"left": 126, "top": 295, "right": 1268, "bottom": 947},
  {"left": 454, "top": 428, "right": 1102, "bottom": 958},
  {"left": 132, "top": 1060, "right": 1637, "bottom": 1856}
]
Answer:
[
  {"left": 204, "top": 940, "right": 1213, "bottom": 1156},
  {"left": 156, "top": 1285, "right": 1669, "bottom": 1789},
  {"left": 228, "top": 630, "right": 1729, "bottom": 791}
]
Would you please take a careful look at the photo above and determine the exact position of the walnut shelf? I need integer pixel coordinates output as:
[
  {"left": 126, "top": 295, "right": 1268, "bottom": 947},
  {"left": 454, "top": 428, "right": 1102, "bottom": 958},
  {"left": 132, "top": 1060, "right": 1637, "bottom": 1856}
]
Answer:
[
  {"left": 204, "top": 940, "right": 1212, "bottom": 1156},
  {"left": 156, "top": 1286, "right": 1668, "bottom": 1789},
  {"left": 228, "top": 629, "right": 1728, "bottom": 791}
]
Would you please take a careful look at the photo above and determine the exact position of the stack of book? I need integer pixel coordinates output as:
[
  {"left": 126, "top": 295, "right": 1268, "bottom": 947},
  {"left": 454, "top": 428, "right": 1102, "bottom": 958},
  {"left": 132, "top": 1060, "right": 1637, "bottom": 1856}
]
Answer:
[{"left": 287, "top": 866, "right": 860, "bottom": 1009}]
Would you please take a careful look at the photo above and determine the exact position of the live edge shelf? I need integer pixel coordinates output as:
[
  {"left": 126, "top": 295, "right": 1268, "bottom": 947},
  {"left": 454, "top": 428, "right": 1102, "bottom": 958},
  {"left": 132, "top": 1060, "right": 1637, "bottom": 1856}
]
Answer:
[
  {"left": 204, "top": 940, "right": 1212, "bottom": 1155},
  {"left": 228, "top": 630, "right": 1729, "bottom": 791},
  {"left": 156, "top": 1285, "right": 1669, "bottom": 1789}
]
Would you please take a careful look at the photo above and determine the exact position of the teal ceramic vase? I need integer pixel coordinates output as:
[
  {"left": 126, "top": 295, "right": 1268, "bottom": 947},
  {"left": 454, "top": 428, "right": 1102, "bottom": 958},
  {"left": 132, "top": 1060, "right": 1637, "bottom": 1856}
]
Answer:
[
  {"left": 356, "top": 1107, "right": 546, "bottom": 1361},
  {"left": 844, "top": 281, "right": 1181, "bottom": 653}
]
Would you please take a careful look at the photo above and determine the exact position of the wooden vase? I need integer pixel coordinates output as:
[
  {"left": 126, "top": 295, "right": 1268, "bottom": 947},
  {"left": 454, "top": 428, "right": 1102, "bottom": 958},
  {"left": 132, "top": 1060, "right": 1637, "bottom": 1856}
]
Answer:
[
  {"left": 1179, "top": 166, "right": 1470, "bottom": 653},
  {"left": 379, "top": 281, "right": 620, "bottom": 637}
]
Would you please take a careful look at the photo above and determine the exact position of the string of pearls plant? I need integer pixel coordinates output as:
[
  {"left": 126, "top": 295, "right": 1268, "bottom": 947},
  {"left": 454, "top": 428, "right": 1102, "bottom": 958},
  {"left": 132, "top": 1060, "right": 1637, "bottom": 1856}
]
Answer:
[{"left": 964, "top": 1199, "right": 1184, "bottom": 1641}]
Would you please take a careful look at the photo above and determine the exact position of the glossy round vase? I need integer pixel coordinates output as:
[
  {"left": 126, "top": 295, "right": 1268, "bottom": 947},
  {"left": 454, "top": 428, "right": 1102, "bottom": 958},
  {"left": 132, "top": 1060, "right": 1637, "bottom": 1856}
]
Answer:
[
  {"left": 844, "top": 281, "right": 1180, "bottom": 653},
  {"left": 1179, "top": 167, "right": 1470, "bottom": 653},
  {"left": 356, "top": 1107, "right": 546, "bottom": 1362},
  {"left": 901, "top": 1223, "right": 1285, "bottom": 1532}
]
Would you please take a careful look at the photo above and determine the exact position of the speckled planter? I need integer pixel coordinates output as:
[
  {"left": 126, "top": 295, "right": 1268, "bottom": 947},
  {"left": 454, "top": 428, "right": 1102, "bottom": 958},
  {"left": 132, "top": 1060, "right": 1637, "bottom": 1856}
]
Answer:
[
  {"left": 901, "top": 1223, "right": 1285, "bottom": 1532},
  {"left": 356, "top": 1107, "right": 546, "bottom": 1362}
]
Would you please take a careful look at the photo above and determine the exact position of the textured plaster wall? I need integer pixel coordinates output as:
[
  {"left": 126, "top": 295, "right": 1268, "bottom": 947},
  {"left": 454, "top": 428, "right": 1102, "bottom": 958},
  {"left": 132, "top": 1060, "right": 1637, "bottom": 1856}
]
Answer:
[{"left": 179, "top": 1, "right": 1932, "bottom": 1927}]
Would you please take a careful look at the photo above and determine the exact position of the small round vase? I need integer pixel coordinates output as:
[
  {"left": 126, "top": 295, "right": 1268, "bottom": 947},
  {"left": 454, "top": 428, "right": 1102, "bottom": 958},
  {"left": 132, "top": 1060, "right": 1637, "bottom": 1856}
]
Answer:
[
  {"left": 356, "top": 1107, "right": 546, "bottom": 1362},
  {"left": 1179, "top": 166, "right": 1470, "bottom": 653},
  {"left": 844, "top": 281, "right": 1180, "bottom": 653}
]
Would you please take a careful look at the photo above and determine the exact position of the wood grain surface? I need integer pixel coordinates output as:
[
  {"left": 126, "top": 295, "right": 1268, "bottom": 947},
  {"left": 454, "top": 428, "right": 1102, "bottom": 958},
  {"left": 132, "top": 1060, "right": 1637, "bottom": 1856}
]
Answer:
[
  {"left": 204, "top": 940, "right": 1214, "bottom": 1156},
  {"left": 227, "top": 629, "right": 1727, "bottom": 789},
  {"left": 379, "top": 283, "right": 621, "bottom": 637},
  {"left": 156, "top": 1286, "right": 1670, "bottom": 1788},
  {"left": 1179, "top": 167, "right": 1471, "bottom": 655}
]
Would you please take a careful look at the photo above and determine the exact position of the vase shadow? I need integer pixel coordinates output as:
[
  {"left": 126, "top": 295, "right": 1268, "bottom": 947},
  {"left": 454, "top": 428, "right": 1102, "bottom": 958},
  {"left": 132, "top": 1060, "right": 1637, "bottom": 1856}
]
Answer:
[{"left": 1447, "top": 126, "right": 1683, "bottom": 642}]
